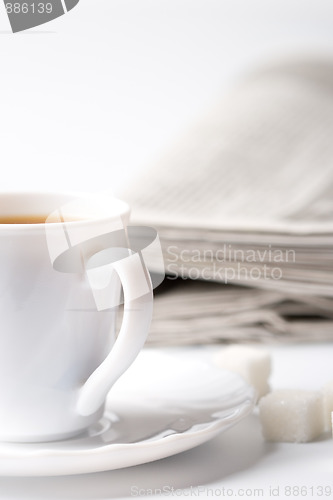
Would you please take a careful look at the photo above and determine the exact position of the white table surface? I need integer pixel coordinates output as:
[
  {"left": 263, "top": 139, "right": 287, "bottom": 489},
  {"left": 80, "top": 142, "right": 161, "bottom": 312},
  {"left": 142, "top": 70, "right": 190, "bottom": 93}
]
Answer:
[
  {"left": 0, "top": 1, "right": 332, "bottom": 497},
  {"left": 0, "top": 343, "right": 331, "bottom": 500}
]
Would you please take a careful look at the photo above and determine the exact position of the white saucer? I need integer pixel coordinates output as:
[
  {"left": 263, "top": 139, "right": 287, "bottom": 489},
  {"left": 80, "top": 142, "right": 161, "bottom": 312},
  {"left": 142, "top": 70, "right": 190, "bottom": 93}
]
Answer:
[{"left": 0, "top": 349, "right": 255, "bottom": 477}]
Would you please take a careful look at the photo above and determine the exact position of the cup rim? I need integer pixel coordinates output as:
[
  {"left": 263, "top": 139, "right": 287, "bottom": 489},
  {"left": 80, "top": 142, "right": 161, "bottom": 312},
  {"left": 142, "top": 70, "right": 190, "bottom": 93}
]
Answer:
[{"left": 0, "top": 191, "right": 130, "bottom": 230}]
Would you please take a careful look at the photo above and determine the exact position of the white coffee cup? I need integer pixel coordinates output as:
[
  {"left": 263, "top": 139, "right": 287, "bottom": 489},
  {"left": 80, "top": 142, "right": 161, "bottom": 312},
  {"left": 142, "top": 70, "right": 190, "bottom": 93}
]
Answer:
[{"left": 0, "top": 192, "right": 154, "bottom": 443}]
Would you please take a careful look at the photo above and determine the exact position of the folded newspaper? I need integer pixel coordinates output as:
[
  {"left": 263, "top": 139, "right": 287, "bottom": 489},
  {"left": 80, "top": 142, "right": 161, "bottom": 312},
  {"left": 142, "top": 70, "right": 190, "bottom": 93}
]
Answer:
[{"left": 119, "top": 58, "right": 333, "bottom": 345}]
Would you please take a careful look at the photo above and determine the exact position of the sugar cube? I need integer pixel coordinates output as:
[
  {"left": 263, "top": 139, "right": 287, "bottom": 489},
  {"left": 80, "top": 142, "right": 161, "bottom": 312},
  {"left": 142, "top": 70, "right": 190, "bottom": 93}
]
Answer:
[
  {"left": 213, "top": 345, "right": 271, "bottom": 399},
  {"left": 321, "top": 380, "right": 333, "bottom": 432},
  {"left": 259, "top": 389, "right": 324, "bottom": 443}
]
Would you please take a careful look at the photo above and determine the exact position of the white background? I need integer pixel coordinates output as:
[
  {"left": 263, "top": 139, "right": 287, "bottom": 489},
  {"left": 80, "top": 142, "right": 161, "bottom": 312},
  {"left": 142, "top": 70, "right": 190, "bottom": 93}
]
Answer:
[{"left": 0, "top": 0, "right": 333, "bottom": 194}]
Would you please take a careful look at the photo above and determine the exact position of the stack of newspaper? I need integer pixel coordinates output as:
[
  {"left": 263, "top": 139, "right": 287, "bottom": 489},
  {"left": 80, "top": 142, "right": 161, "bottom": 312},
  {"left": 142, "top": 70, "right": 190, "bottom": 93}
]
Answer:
[{"left": 119, "top": 58, "right": 333, "bottom": 345}]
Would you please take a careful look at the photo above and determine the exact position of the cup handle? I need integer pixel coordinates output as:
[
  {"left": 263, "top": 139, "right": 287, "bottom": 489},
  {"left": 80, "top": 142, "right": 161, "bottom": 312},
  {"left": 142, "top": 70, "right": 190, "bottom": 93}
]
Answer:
[{"left": 76, "top": 251, "right": 153, "bottom": 417}]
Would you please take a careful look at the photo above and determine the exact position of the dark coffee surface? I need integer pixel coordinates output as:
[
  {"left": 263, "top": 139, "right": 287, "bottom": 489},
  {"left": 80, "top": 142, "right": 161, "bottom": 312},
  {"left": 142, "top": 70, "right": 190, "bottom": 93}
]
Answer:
[{"left": 0, "top": 215, "right": 55, "bottom": 224}]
